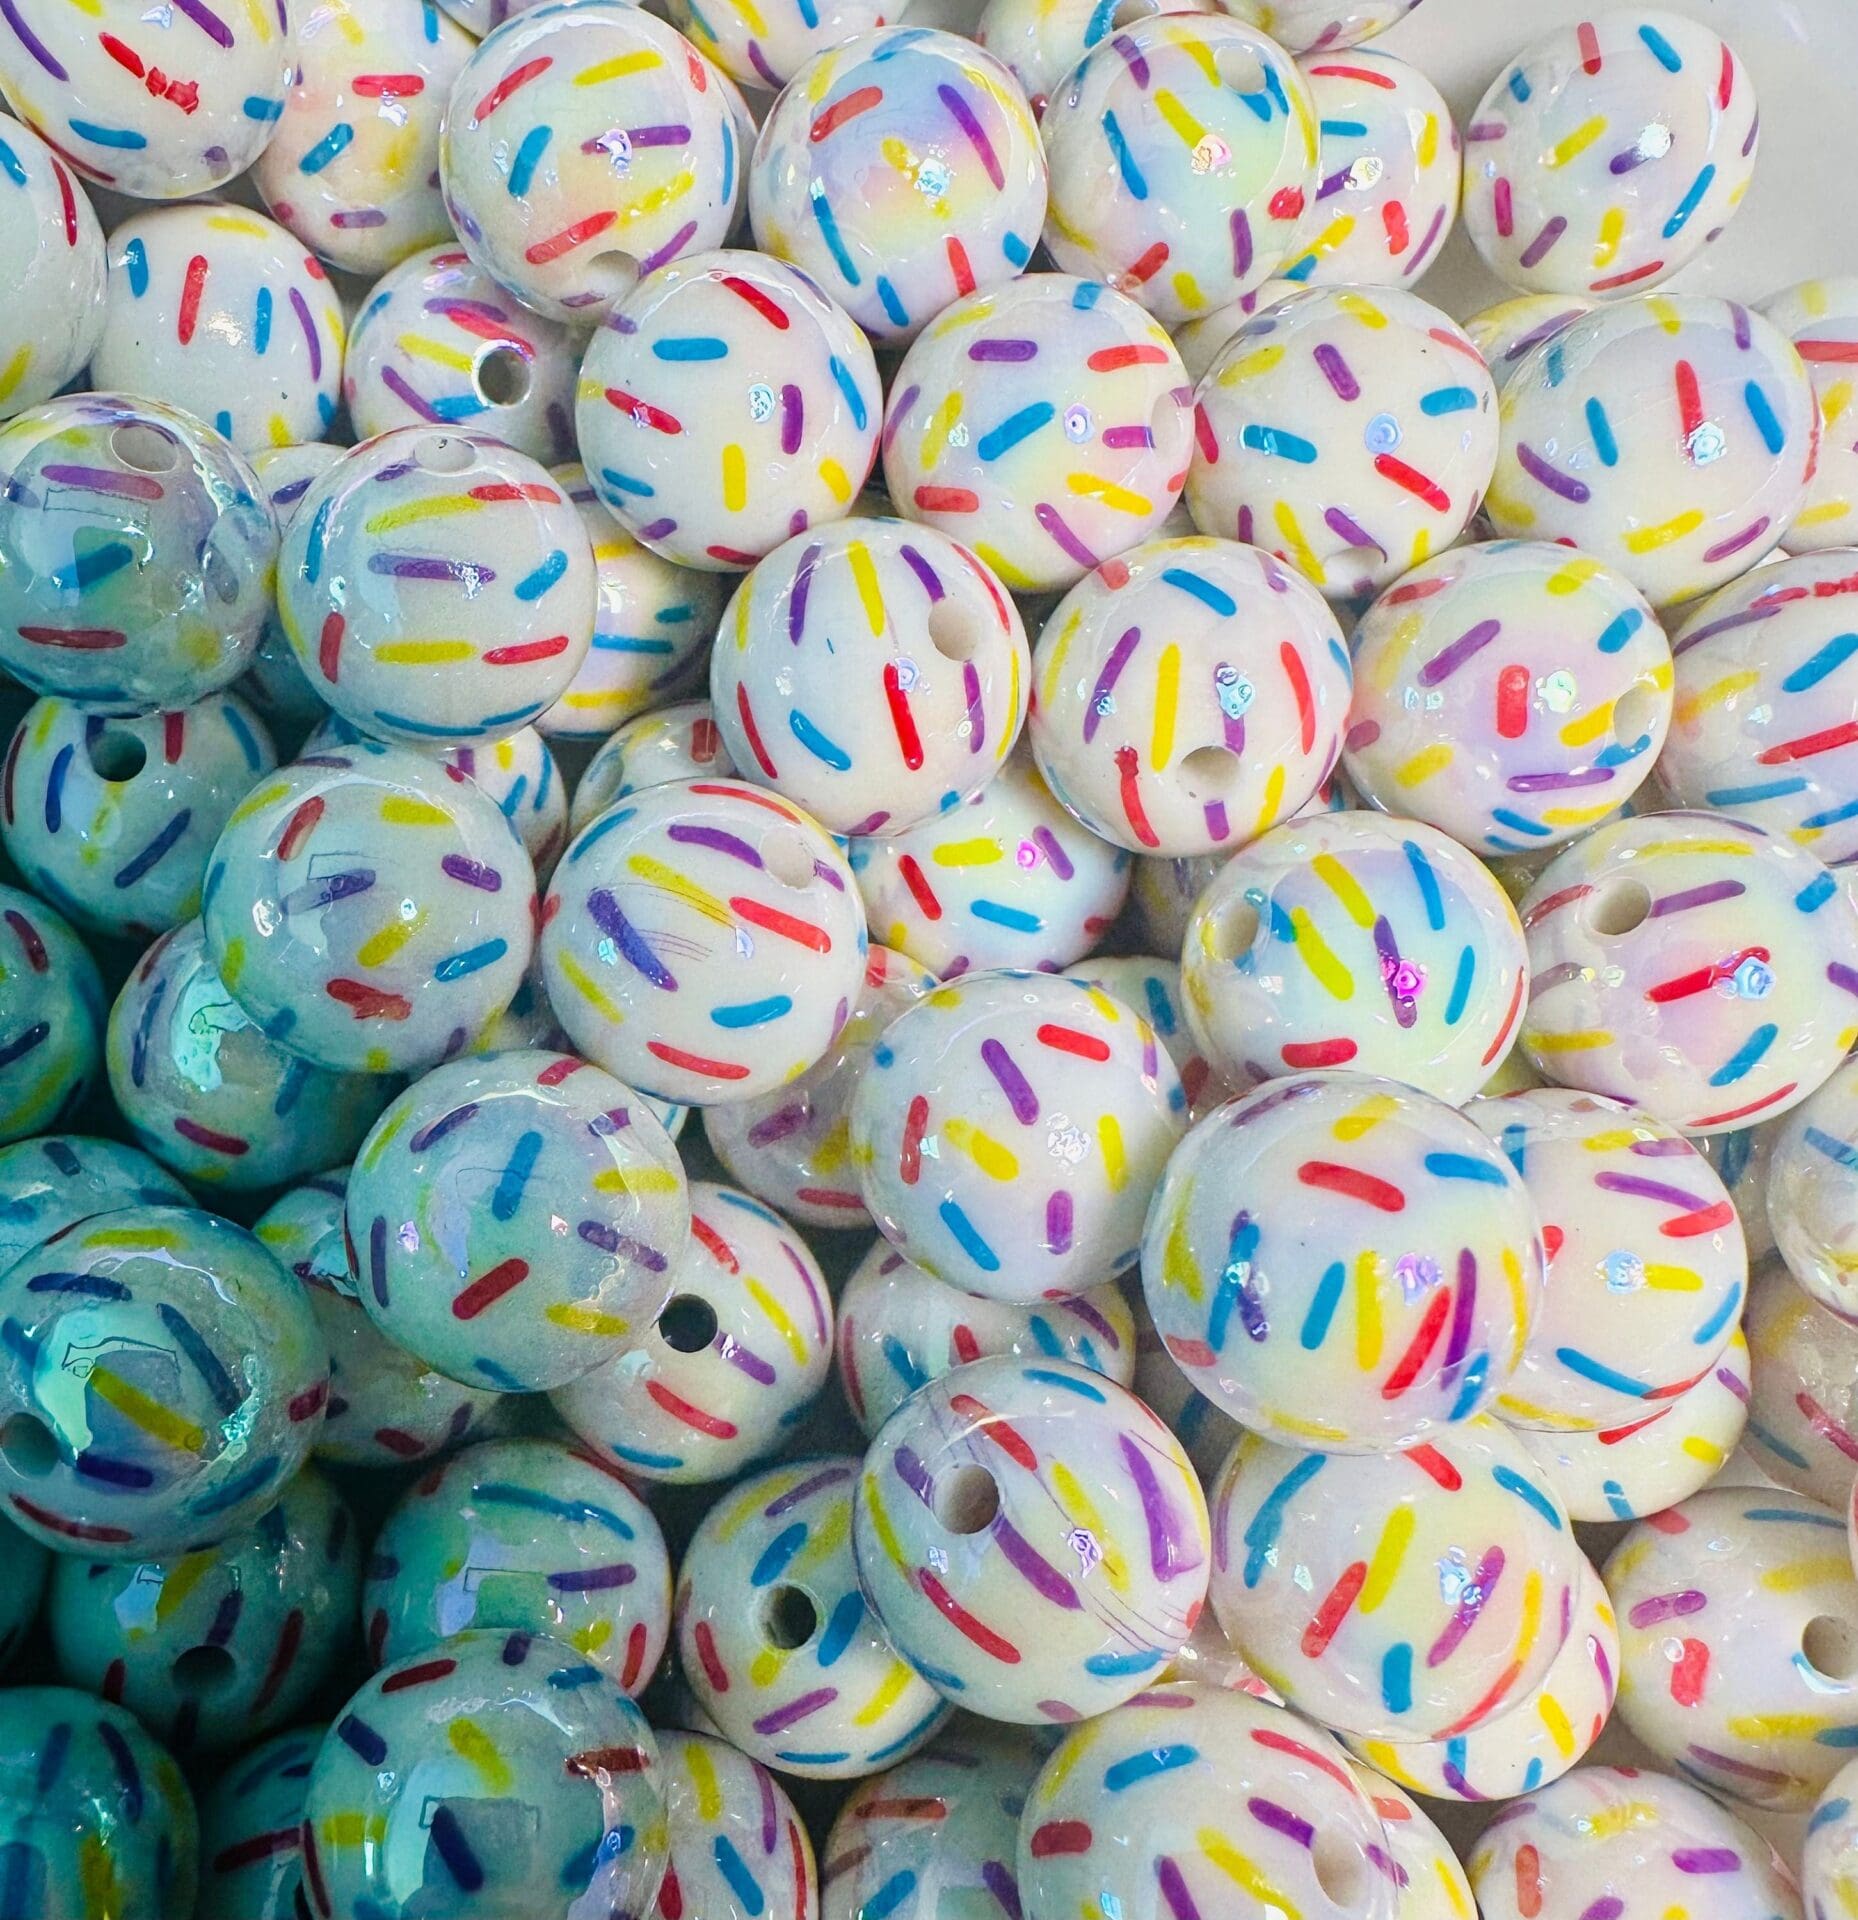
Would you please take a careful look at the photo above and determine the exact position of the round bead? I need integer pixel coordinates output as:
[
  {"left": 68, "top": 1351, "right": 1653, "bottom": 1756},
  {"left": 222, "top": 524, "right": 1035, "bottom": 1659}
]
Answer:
[
  {"left": 1806, "top": 1755, "right": 1858, "bottom": 1920},
  {"left": 676, "top": 1453, "right": 952, "bottom": 1776},
  {"left": 1181, "top": 809, "right": 1529, "bottom": 1103},
  {"left": 540, "top": 777, "right": 866, "bottom": 1105},
  {"left": 0, "top": 116, "right": 106, "bottom": 424},
  {"left": 1040, "top": 15, "right": 1314, "bottom": 329},
  {"left": 705, "top": 946, "right": 937, "bottom": 1230},
  {"left": 659, "top": 1733, "right": 816, "bottom": 1919},
  {"left": 578, "top": 250, "right": 881, "bottom": 575},
  {"left": 1462, "top": 13, "right": 1758, "bottom": 299},
  {"left": 441, "top": 4, "right": 737, "bottom": 325},
  {"left": 1465, "top": 292, "right": 1596, "bottom": 390},
  {"left": 0, "top": 1690, "right": 197, "bottom": 1920},
  {"left": 0, "top": 1204, "right": 329, "bottom": 1558},
  {"left": 852, "top": 969, "right": 1186, "bottom": 1299},
  {"left": 345, "top": 1048, "right": 688, "bottom": 1393},
  {"left": 1067, "top": 953, "right": 1232, "bottom": 1119},
  {"left": 1029, "top": 533, "right": 1349, "bottom": 854},
  {"left": 202, "top": 738, "right": 537, "bottom": 1074},
  {"left": 1343, "top": 541, "right": 1670, "bottom": 856},
  {"left": 108, "top": 919, "right": 391, "bottom": 1192},
  {"left": 1765, "top": 278, "right": 1858, "bottom": 551},
  {"left": 0, "top": 394, "right": 277, "bottom": 709},
  {"left": 1607, "top": 1485, "right": 1858, "bottom": 1808},
  {"left": 0, "top": 1134, "right": 187, "bottom": 1278},
  {"left": 0, "top": 884, "right": 105, "bottom": 1144},
  {"left": 853, "top": 1357, "right": 1211, "bottom": 1721},
  {"left": 570, "top": 699, "right": 737, "bottom": 836},
  {"left": 1017, "top": 1685, "right": 1396, "bottom": 1920},
  {"left": 364, "top": 1435, "right": 672, "bottom": 1692},
  {"left": 974, "top": 0, "right": 1217, "bottom": 120},
  {"left": 1768, "top": 1058, "right": 1858, "bottom": 1322},
  {"left": 1185, "top": 286, "right": 1498, "bottom": 602},
  {"left": 3, "top": 693, "right": 277, "bottom": 940},
  {"left": 48, "top": 1463, "right": 360, "bottom": 1754},
  {"left": 712, "top": 520, "right": 1027, "bottom": 834},
  {"left": 749, "top": 28, "right": 1047, "bottom": 348},
  {"left": 1742, "top": 1259, "right": 1858, "bottom": 1509},
  {"left": 194, "top": 1726, "right": 320, "bottom": 1920},
  {"left": 304, "top": 1629, "right": 667, "bottom": 1919},
  {"left": 1515, "top": 810, "right": 1858, "bottom": 1135},
  {"left": 1170, "top": 280, "right": 1302, "bottom": 384},
  {"left": 666, "top": 0, "right": 892, "bottom": 92},
  {"left": 1208, "top": 1418, "right": 1581, "bottom": 1741},
  {"left": 434, "top": 0, "right": 550, "bottom": 28},
  {"left": 1702, "top": 1118, "right": 1780, "bottom": 1262},
  {"left": 1133, "top": 1292, "right": 1244, "bottom": 1484},
  {"left": 1214, "top": 0, "right": 1425, "bottom": 54},
  {"left": 1486, "top": 295, "right": 1816, "bottom": 608},
  {"left": 236, "top": 444, "right": 343, "bottom": 748},
  {"left": 849, "top": 745, "right": 1129, "bottom": 977},
  {"left": 1349, "top": 1768, "right": 1474, "bottom": 1920}
]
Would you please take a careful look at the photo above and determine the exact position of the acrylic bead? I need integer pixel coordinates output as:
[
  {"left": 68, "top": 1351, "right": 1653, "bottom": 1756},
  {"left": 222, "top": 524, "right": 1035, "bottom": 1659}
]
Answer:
[
  {"left": 1170, "top": 281, "right": 1302, "bottom": 384},
  {"left": 854, "top": 1357, "right": 1210, "bottom": 1720},
  {"left": 1185, "top": 286, "right": 1498, "bottom": 602},
  {"left": 254, "top": 0, "right": 473, "bottom": 277},
  {"left": 1029, "top": 533, "right": 1349, "bottom": 854},
  {"left": 1515, "top": 810, "right": 1858, "bottom": 1135},
  {"left": 1661, "top": 551, "right": 1858, "bottom": 868},
  {"left": 578, "top": 250, "right": 881, "bottom": 575},
  {"left": 570, "top": 699, "right": 736, "bottom": 836},
  {"left": 202, "top": 739, "right": 537, "bottom": 1074},
  {"left": 0, "top": 1203, "right": 329, "bottom": 1558},
  {"left": 665, "top": 0, "right": 892, "bottom": 92},
  {"left": 48, "top": 1463, "right": 359, "bottom": 1754},
  {"left": 540, "top": 776, "right": 866, "bottom": 1106},
  {"left": 1215, "top": 0, "right": 1425, "bottom": 54},
  {"left": 303, "top": 1628, "right": 668, "bottom": 1920},
  {"left": 1466, "top": 1765, "right": 1802, "bottom": 1920},
  {"left": 705, "top": 947, "right": 937, "bottom": 1230},
  {"left": 852, "top": 969, "right": 1185, "bottom": 1299},
  {"left": 236, "top": 444, "right": 343, "bottom": 748},
  {"left": 441, "top": 4, "right": 738, "bottom": 324},
  {"left": 1066, "top": 954, "right": 1230, "bottom": 1118},
  {"left": 434, "top": 0, "right": 551, "bottom": 28},
  {"left": 551, "top": 1181, "right": 832, "bottom": 1483},
  {"left": 1703, "top": 1119, "right": 1780, "bottom": 1263},
  {"left": 1806, "top": 1756, "right": 1858, "bottom": 1920},
  {"left": 2, "top": 692, "right": 277, "bottom": 941},
  {"left": 194, "top": 1726, "right": 321, "bottom": 1920},
  {"left": 107, "top": 919, "right": 392, "bottom": 1192},
  {"left": 0, "top": 1690, "right": 198, "bottom": 1920},
  {"left": 1209, "top": 1418, "right": 1580, "bottom": 1741},
  {"left": 1343, "top": 540, "right": 1671, "bottom": 857},
  {"left": 1462, "top": 13, "right": 1759, "bottom": 300},
  {"left": 849, "top": 745, "right": 1130, "bottom": 978},
  {"left": 1180, "top": 809, "right": 1530, "bottom": 1104},
  {"left": 0, "top": 116, "right": 106, "bottom": 424},
  {"left": 1765, "top": 277, "right": 1858, "bottom": 551},
  {"left": 1741, "top": 1258, "right": 1858, "bottom": 1509},
  {"left": 677, "top": 1454, "right": 952, "bottom": 1777},
  {"left": 0, "top": 884, "right": 106, "bottom": 1145},
  {"left": 1465, "top": 292, "right": 1596, "bottom": 390},
  {"left": 974, "top": 0, "right": 1216, "bottom": 120},
  {"left": 750, "top": 28, "right": 1047, "bottom": 348},
  {"left": 1768, "top": 1058, "right": 1858, "bottom": 1323},
  {"left": 1351, "top": 1769, "right": 1474, "bottom": 1920},
  {"left": 1607, "top": 1486, "right": 1858, "bottom": 1809},
  {"left": 1486, "top": 295, "right": 1817, "bottom": 608},
  {"left": 1017, "top": 1685, "right": 1397, "bottom": 1920},
  {"left": 345, "top": 1047, "right": 688, "bottom": 1393},
  {"left": 0, "top": 1134, "right": 186, "bottom": 1278},
  {"left": 1132, "top": 1294, "right": 1244, "bottom": 1484},
  {"left": 657, "top": 1731, "right": 816, "bottom": 1920},
  {"left": 0, "top": 393, "right": 278, "bottom": 710}
]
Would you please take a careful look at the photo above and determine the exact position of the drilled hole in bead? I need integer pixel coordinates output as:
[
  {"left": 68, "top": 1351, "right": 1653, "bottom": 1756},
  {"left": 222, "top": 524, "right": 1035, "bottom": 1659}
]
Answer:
[
  {"left": 1148, "top": 389, "right": 1180, "bottom": 449},
  {"left": 584, "top": 249, "right": 641, "bottom": 308},
  {"left": 761, "top": 1584, "right": 820, "bottom": 1651},
  {"left": 1215, "top": 45, "right": 1265, "bottom": 95},
  {"left": 171, "top": 1644, "right": 238, "bottom": 1698},
  {"left": 1803, "top": 1614, "right": 1858, "bottom": 1683},
  {"left": 760, "top": 829, "right": 817, "bottom": 891},
  {"left": 657, "top": 1292, "right": 718, "bottom": 1354},
  {"left": 927, "top": 600, "right": 979, "bottom": 664},
  {"left": 110, "top": 422, "right": 179, "bottom": 474},
  {"left": 1611, "top": 682, "right": 1659, "bottom": 750},
  {"left": 474, "top": 345, "right": 533, "bottom": 410},
  {"left": 413, "top": 434, "right": 474, "bottom": 474},
  {"left": 1312, "top": 1828, "right": 1371, "bottom": 1909},
  {"left": 1586, "top": 876, "right": 1651, "bottom": 937},
  {"left": 0, "top": 1413, "right": 56, "bottom": 1480},
  {"left": 1111, "top": 0, "right": 1157, "bottom": 24},
  {"left": 1207, "top": 896, "right": 1260, "bottom": 963},
  {"left": 87, "top": 728, "right": 147, "bottom": 783},
  {"left": 1179, "top": 744, "right": 1241, "bottom": 799},
  {"left": 931, "top": 1463, "right": 1000, "bottom": 1535}
]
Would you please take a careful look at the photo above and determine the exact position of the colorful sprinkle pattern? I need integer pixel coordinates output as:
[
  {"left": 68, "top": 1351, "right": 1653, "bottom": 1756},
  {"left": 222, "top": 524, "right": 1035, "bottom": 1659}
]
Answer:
[
  {"left": 667, "top": 0, "right": 892, "bottom": 93},
  {"left": 1742, "top": 1257, "right": 1858, "bottom": 1510},
  {"left": 194, "top": 1725, "right": 320, "bottom": 1920},
  {"left": 659, "top": 1730, "right": 817, "bottom": 1920},
  {"left": 0, "top": 114, "right": 105, "bottom": 423},
  {"left": 1764, "top": 276, "right": 1858, "bottom": 552},
  {"left": 0, "top": 1133, "right": 186, "bottom": 1278},
  {"left": 570, "top": 698, "right": 738, "bottom": 836},
  {"left": 0, "top": 883, "right": 105, "bottom": 1145},
  {"left": 1768, "top": 1058, "right": 1858, "bottom": 1325},
  {"left": 974, "top": 0, "right": 1217, "bottom": 119}
]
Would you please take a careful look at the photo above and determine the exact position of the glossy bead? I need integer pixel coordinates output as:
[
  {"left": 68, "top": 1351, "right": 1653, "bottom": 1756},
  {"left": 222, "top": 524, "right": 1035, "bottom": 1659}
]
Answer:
[
  {"left": 1213, "top": 0, "right": 1425, "bottom": 54},
  {"left": 666, "top": 0, "right": 890, "bottom": 90},
  {"left": 194, "top": 1725, "right": 321, "bottom": 1920},
  {"left": 0, "top": 1134, "right": 186, "bottom": 1278},
  {"left": 0, "top": 1204, "right": 328, "bottom": 1558},
  {"left": 303, "top": 1628, "right": 668, "bottom": 1919},
  {"left": 441, "top": 4, "right": 737, "bottom": 324},
  {"left": 1066, "top": 954, "right": 1231, "bottom": 1119},
  {"left": 1806, "top": 1754, "right": 1858, "bottom": 1920},
  {"left": 108, "top": 920, "right": 392, "bottom": 1192},
  {"left": 1208, "top": 1419, "right": 1580, "bottom": 1741},
  {"left": 1463, "top": 14, "right": 1758, "bottom": 299},
  {"left": 659, "top": 1731, "right": 817, "bottom": 1920},
  {"left": 540, "top": 777, "right": 866, "bottom": 1106},
  {"left": 1040, "top": 16, "right": 1314, "bottom": 329},
  {"left": 236, "top": 444, "right": 343, "bottom": 749},
  {"left": 202, "top": 738, "right": 537, "bottom": 1074},
  {"left": 1768, "top": 1058, "right": 1858, "bottom": 1323},
  {"left": 551, "top": 1181, "right": 832, "bottom": 1483},
  {"left": 849, "top": 745, "right": 1129, "bottom": 977},
  {"left": 570, "top": 700, "right": 736, "bottom": 836},
  {"left": 1181, "top": 809, "right": 1529, "bottom": 1104},
  {"left": 852, "top": 969, "right": 1185, "bottom": 1299},
  {"left": 1465, "top": 292, "right": 1596, "bottom": 390},
  {"left": 1017, "top": 1685, "right": 1397, "bottom": 1920},
  {"left": 1516, "top": 811, "right": 1858, "bottom": 1134},
  {"left": 0, "top": 394, "right": 278, "bottom": 709},
  {"left": 1348, "top": 1768, "right": 1474, "bottom": 1920},
  {"left": 1741, "top": 1259, "right": 1858, "bottom": 1509},
  {"left": 0, "top": 116, "right": 106, "bottom": 423},
  {"left": 1170, "top": 280, "right": 1302, "bottom": 384},
  {"left": 1487, "top": 295, "right": 1816, "bottom": 608},
  {"left": 48, "top": 1463, "right": 360, "bottom": 1753},
  {"left": 1132, "top": 1293, "right": 1244, "bottom": 1484},
  {"left": 750, "top": 28, "right": 1046, "bottom": 347},
  {"left": 1765, "top": 277, "right": 1858, "bottom": 551},
  {"left": 1029, "top": 533, "right": 1349, "bottom": 854},
  {"left": 1703, "top": 1118, "right": 1780, "bottom": 1262},
  {"left": 974, "top": 0, "right": 1217, "bottom": 120},
  {"left": 346, "top": 1047, "right": 688, "bottom": 1393},
  {"left": 853, "top": 1357, "right": 1211, "bottom": 1720},
  {"left": 1185, "top": 287, "right": 1498, "bottom": 602},
  {"left": 0, "top": 884, "right": 105, "bottom": 1144},
  {"left": 3, "top": 693, "right": 277, "bottom": 940},
  {"left": 0, "top": 1690, "right": 198, "bottom": 1920},
  {"left": 1343, "top": 541, "right": 1670, "bottom": 856},
  {"left": 676, "top": 1454, "right": 952, "bottom": 1776}
]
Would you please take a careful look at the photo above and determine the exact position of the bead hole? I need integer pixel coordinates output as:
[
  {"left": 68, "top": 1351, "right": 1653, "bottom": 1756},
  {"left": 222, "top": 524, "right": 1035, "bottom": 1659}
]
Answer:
[
  {"left": 1312, "top": 1828, "right": 1371, "bottom": 1909},
  {"left": 657, "top": 1292, "right": 718, "bottom": 1354},
  {"left": 1611, "top": 682, "right": 1659, "bottom": 750},
  {"left": 1148, "top": 389, "right": 1180, "bottom": 448},
  {"left": 474, "top": 345, "right": 533, "bottom": 410},
  {"left": 761, "top": 1584, "right": 819, "bottom": 1651},
  {"left": 0, "top": 1413, "right": 57, "bottom": 1480},
  {"left": 171, "top": 1643, "right": 238, "bottom": 1697},
  {"left": 931, "top": 1463, "right": 1000, "bottom": 1535},
  {"left": 760, "top": 829, "right": 817, "bottom": 891},
  {"left": 1208, "top": 897, "right": 1260, "bottom": 963},
  {"left": 87, "top": 728, "right": 147, "bottom": 783},
  {"left": 1586, "top": 876, "right": 1651, "bottom": 937},
  {"left": 1803, "top": 1614, "right": 1858, "bottom": 1682},
  {"left": 1216, "top": 46, "right": 1265, "bottom": 95},
  {"left": 413, "top": 434, "right": 474, "bottom": 474},
  {"left": 585, "top": 250, "right": 641, "bottom": 308},
  {"left": 1179, "top": 744, "right": 1241, "bottom": 798},
  {"left": 927, "top": 600, "right": 979, "bottom": 664},
  {"left": 110, "top": 423, "right": 179, "bottom": 474},
  {"left": 1112, "top": 0, "right": 1157, "bottom": 23}
]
